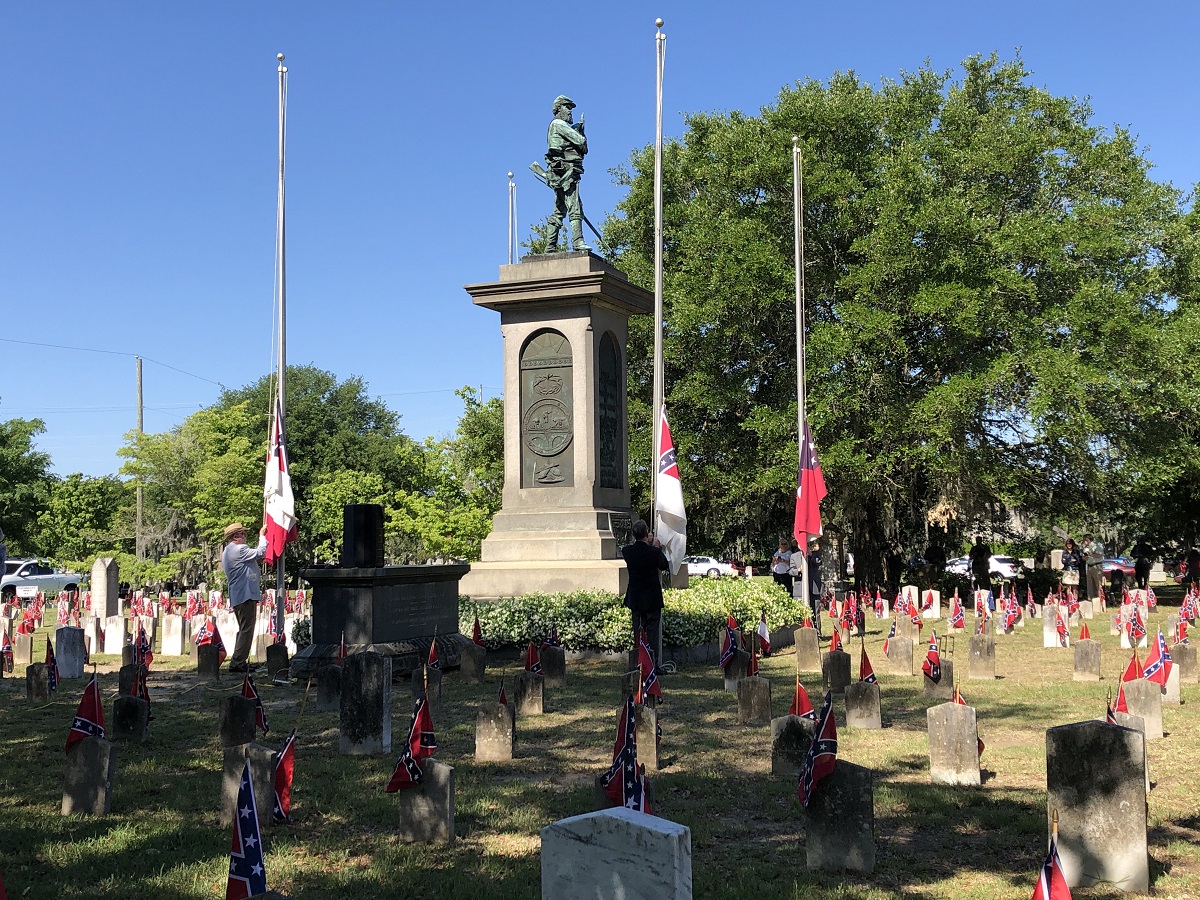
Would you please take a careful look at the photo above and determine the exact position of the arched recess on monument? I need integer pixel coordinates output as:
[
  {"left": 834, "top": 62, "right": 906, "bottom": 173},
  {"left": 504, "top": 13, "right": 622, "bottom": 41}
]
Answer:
[
  {"left": 597, "top": 330, "right": 624, "bottom": 490},
  {"left": 519, "top": 328, "right": 574, "bottom": 488}
]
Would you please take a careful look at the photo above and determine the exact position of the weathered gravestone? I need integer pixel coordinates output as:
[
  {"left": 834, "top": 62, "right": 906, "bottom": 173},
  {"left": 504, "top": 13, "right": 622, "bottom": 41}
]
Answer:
[
  {"left": 103, "top": 616, "right": 127, "bottom": 655},
  {"left": 13, "top": 633, "right": 33, "bottom": 668},
  {"left": 822, "top": 649, "right": 852, "bottom": 696},
  {"left": 459, "top": 641, "right": 487, "bottom": 683},
  {"left": 968, "top": 634, "right": 996, "bottom": 680},
  {"left": 513, "top": 670, "right": 544, "bottom": 716},
  {"left": 845, "top": 682, "right": 881, "bottom": 729},
  {"left": 737, "top": 676, "right": 771, "bottom": 726},
  {"left": 315, "top": 665, "right": 341, "bottom": 712},
  {"left": 117, "top": 663, "right": 146, "bottom": 697},
  {"left": 62, "top": 736, "right": 116, "bottom": 815},
  {"left": 805, "top": 760, "right": 874, "bottom": 874},
  {"left": 540, "top": 644, "right": 567, "bottom": 688},
  {"left": 475, "top": 702, "right": 515, "bottom": 762},
  {"left": 55, "top": 626, "right": 86, "bottom": 679},
  {"left": 396, "top": 758, "right": 455, "bottom": 844},
  {"left": 924, "top": 661, "right": 954, "bottom": 701},
  {"left": 794, "top": 627, "right": 821, "bottom": 673},
  {"left": 886, "top": 637, "right": 914, "bottom": 676},
  {"left": 219, "top": 695, "right": 258, "bottom": 749},
  {"left": 111, "top": 695, "right": 150, "bottom": 743},
  {"left": 411, "top": 664, "right": 444, "bottom": 717},
  {"left": 1043, "top": 605, "right": 1061, "bottom": 648},
  {"left": 197, "top": 643, "right": 222, "bottom": 677},
  {"left": 1163, "top": 663, "right": 1181, "bottom": 706},
  {"left": 121, "top": 645, "right": 136, "bottom": 667},
  {"left": 1046, "top": 720, "right": 1148, "bottom": 892},
  {"left": 1174, "top": 642, "right": 1197, "bottom": 684},
  {"left": 927, "top": 701, "right": 980, "bottom": 786},
  {"left": 771, "top": 715, "right": 814, "bottom": 776},
  {"left": 340, "top": 652, "right": 392, "bottom": 754},
  {"left": 252, "top": 633, "right": 273, "bottom": 664},
  {"left": 723, "top": 649, "right": 750, "bottom": 692},
  {"left": 160, "top": 614, "right": 188, "bottom": 656},
  {"left": 541, "top": 807, "right": 692, "bottom": 900},
  {"left": 220, "top": 743, "right": 275, "bottom": 829},
  {"left": 91, "top": 557, "right": 120, "bottom": 618},
  {"left": 26, "top": 663, "right": 50, "bottom": 702},
  {"left": 266, "top": 643, "right": 290, "bottom": 681},
  {"left": 1078, "top": 599, "right": 1094, "bottom": 620},
  {"left": 1072, "top": 639, "right": 1101, "bottom": 682},
  {"left": 1123, "top": 679, "right": 1163, "bottom": 740},
  {"left": 1104, "top": 712, "right": 1150, "bottom": 792}
]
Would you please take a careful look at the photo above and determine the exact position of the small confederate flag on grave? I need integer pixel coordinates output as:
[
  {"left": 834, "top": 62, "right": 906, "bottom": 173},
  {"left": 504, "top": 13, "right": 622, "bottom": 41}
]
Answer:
[
  {"left": 1030, "top": 834, "right": 1072, "bottom": 900},
  {"left": 756, "top": 613, "right": 771, "bottom": 656},
  {"left": 524, "top": 641, "right": 542, "bottom": 674},
  {"left": 273, "top": 729, "right": 296, "bottom": 823},
  {"left": 790, "top": 678, "right": 816, "bottom": 720},
  {"left": 385, "top": 696, "right": 437, "bottom": 792},
  {"left": 882, "top": 620, "right": 896, "bottom": 656},
  {"left": 599, "top": 694, "right": 650, "bottom": 812},
  {"left": 1114, "top": 683, "right": 1129, "bottom": 713},
  {"left": 949, "top": 593, "right": 965, "bottom": 630},
  {"left": 497, "top": 680, "right": 508, "bottom": 707},
  {"left": 1121, "top": 650, "right": 1143, "bottom": 683},
  {"left": 241, "top": 675, "right": 269, "bottom": 734},
  {"left": 135, "top": 622, "right": 153, "bottom": 671},
  {"left": 1, "top": 628, "right": 13, "bottom": 674},
  {"left": 921, "top": 631, "right": 942, "bottom": 683},
  {"left": 1079, "top": 621, "right": 1091, "bottom": 641},
  {"left": 951, "top": 687, "right": 985, "bottom": 758},
  {"left": 798, "top": 690, "right": 837, "bottom": 808},
  {"left": 1143, "top": 630, "right": 1173, "bottom": 687},
  {"left": 1056, "top": 610, "right": 1070, "bottom": 648},
  {"left": 472, "top": 617, "right": 485, "bottom": 646},
  {"left": 66, "top": 673, "right": 105, "bottom": 754},
  {"left": 226, "top": 759, "right": 268, "bottom": 899},
  {"left": 543, "top": 624, "right": 561, "bottom": 648},
  {"left": 426, "top": 640, "right": 440, "bottom": 671},
  {"left": 859, "top": 645, "right": 876, "bottom": 684},
  {"left": 45, "top": 637, "right": 59, "bottom": 692},
  {"left": 829, "top": 630, "right": 843, "bottom": 653},
  {"left": 195, "top": 618, "right": 227, "bottom": 665},
  {"left": 636, "top": 629, "right": 661, "bottom": 701},
  {"left": 719, "top": 615, "right": 737, "bottom": 669}
]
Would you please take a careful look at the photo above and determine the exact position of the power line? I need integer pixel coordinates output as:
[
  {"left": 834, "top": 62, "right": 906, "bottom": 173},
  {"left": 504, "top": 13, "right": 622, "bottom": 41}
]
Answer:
[{"left": 0, "top": 337, "right": 227, "bottom": 388}]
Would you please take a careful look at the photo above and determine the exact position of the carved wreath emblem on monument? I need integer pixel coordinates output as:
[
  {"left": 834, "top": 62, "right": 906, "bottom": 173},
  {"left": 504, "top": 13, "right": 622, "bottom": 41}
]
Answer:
[{"left": 523, "top": 398, "right": 573, "bottom": 457}]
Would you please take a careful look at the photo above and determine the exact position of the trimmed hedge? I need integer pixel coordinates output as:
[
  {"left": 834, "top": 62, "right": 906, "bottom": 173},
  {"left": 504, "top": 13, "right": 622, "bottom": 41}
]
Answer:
[{"left": 460, "top": 578, "right": 808, "bottom": 652}]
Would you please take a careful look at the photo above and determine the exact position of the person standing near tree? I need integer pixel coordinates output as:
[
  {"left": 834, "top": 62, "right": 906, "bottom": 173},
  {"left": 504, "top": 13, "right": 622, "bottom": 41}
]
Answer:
[
  {"left": 1080, "top": 533, "right": 1105, "bottom": 605},
  {"left": 1060, "top": 538, "right": 1082, "bottom": 592},
  {"left": 221, "top": 521, "right": 267, "bottom": 673},
  {"left": 621, "top": 519, "right": 669, "bottom": 662},
  {"left": 969, "top": 536, "right": 994, "bottom": 609},
  {"left": 771, "top": 539, "right": 793, "bottom": 594},
  {"left": 1130, "top": 536, "right": 1155, "bottom": 591}
]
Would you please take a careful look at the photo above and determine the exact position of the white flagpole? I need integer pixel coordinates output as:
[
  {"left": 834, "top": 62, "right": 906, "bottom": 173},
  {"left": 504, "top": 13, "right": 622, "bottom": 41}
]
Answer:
[
  {"left": 274, "top": 53, "right": 288, "bottom": 642},
  {"left": 651, "top": 18, "right": 666, "bottom": 538},
  {"left": 507, "top": 171, "right": 516, "bottom": 265},
  {"left": 793, "top": 136, "right": 810, "bottom": 605}
]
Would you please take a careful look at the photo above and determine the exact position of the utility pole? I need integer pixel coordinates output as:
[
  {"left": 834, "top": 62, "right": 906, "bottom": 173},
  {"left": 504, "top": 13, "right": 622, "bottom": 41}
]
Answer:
[{"left": 136, "top": 355, "right": 144, "bottom": 561}]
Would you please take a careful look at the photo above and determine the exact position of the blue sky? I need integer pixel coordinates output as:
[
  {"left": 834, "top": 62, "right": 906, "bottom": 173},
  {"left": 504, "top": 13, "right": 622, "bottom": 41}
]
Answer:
[{"left": 3, "top": 1, "right": 1197, "bottom": 478}]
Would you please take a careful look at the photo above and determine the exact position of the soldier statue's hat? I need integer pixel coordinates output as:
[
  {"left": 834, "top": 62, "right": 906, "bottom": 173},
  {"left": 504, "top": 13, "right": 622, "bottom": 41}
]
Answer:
[{"left": 552, "top": 95, "right": 576, "bottom": 112}]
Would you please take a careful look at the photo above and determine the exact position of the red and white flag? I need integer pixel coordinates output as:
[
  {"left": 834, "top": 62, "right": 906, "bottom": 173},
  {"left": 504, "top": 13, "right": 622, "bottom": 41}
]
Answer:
[
  {"left": 1143, "top": 629, "right": 1173, "bottom": 687},
  {"left": 263, "top": 395, "right": 298, "bottom": 567},
  {"left": 1031, "top": 836, "right": 1073, "bottom": 900},
  {"left": 756, "top": 613, "right": 771, "bottom": 657},
  {"left": 655, "top": 408, "right": 687, "bottom": 573},
  {"left": 793, "top": 419, "right": 827, "bottom": 549},
  {"left": 859, "top": 645, "right": 876, "bottom": 684},
  {"left": 272, "top": 729, "right": 296, "bottom": 823},
  {"left": 66, "top": 673, "right": 106, "bottom": 755},
  {"left": 789, "top": 679, "right": 816, "bottom": 720}
]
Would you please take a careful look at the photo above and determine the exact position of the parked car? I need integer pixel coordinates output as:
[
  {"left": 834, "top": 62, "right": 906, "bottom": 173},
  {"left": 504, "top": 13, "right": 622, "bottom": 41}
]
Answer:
[
  {"left": 1, "top": 558, "right": 83, "bottom": 602},
  {"left": 945, "top": 555, "right": 1021, "bottom": 581},
  {"left": 1102, "top": 557, "right": 1136, "bottom": 577},
  {"left": 684, "top": 556, "right": 737, "bottom": 579}
]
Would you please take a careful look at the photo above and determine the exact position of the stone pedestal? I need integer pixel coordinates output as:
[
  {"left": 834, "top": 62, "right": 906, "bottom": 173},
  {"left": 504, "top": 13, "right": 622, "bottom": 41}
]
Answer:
[
  {"left": 513, "top": 670, "right": 544, "bottom": 716},
  {"left": 737, "top": 677, "right": 771, "bottom": 725},
  {"left": 315, "top": 665, "right": 341, "bottom": 712},
  {"left": 885, "top": 637, "right": 914, "bottom": 676},
  {"left": 91, "top": 558, "right": 120, "bottom": 618},
  {"left": 112, "top": 695, "right": 150, "bottom": 742},
  {"left": 62, "top": 736, "right": 116, "bottom": 815},
  {"left": 924, "top": 660, "right": 954, "bottom": 701},
  {"left": 805, "top": 761, "right": 874, "bottom": 874},
  {"left": 1046, "top": 721, "right": 1148, "bottom": 892},
  {"left": 541, "top": 807, "right": 691, "bottom": 900},
  {"left": 822, "top": 650, "right": 851, "bottom": 695},
  {"left": 1123, "top": 680, "right": 1163, "bottom": 740},
  {"left": 220, "top": 743, "right": 276, "bottom": 830},
  {"left": 967, "top": 635, "right": 995, "bottom": 680},
  {"left": 845, "top": 682, "right": 881, "bottom": 729},
  {"left": 1072, "top": 639, "right": 1101, "bottom": 682},
  {"left": 340, "top": 652, "right": 393, "bottom": 755},
  {"left": 459, "top": 642, "right": 487, "bottom": 683},
  {"left": 476, "top": 702, "right": 515, "bottom": 761},
  {"left": 927, "top": 702, "right": 981, "bottom": 785},
  {"left": 55, "top": 627, "right": 86, "bottom": 679},
  {"left": 395, "top": 759, "right": 455, "bottom": 844},
  {"left": 459, "top": 253, "right": 654, "bottom": 599},
  {"left": 794, "top": 627, "right": 821, "bottom": 672},
  {"left": 771, "top": 715, "right": 815, "bottom": 776},
  {"left": 540, "top": 644, "right": 567, "bottom": 688}
]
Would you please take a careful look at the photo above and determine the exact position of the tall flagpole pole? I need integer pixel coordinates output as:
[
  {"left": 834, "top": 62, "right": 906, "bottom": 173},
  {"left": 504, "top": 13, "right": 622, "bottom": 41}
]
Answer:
[
  {"left": 650, "top": 18, "right": 666, "bottom": 536},
  {"left": 274, "top": 53, "right": 288, "bottom": 642},
  {"left": 793, "top": 136, "right": 810, "bottom": 606}
]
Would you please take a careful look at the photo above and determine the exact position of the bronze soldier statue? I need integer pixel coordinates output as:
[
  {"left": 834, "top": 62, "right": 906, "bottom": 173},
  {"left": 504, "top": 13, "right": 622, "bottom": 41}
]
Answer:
[{"left": 544, "top": 95, "right": 589, "bottom": 252}]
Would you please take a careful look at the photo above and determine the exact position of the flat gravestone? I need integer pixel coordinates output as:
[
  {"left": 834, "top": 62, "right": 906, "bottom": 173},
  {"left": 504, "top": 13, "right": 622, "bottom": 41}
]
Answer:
[
  {"left": 340, "top": 652, "right": 393, "bottom": 755},
  {"left": 1174, "top": 642, "right": 1197, "bottom": 684},
  {"left": 541, "top": 807, "right": 691, "bottom": 900},
  {"left": 723, "top": 649, "right": 750, "bottom": 692},
  {"left": 459, "top": 641, "right": 487, "bottom": 683},
  {"left": 845, "top": 682, "right": 881, "bottom": 729},
  {"left": 1070, "top": 639, "right": 1101, "bottom": 682},
  {"left": 927, "top": 702, "right": 980, "bottom": 785},
  {"left": 924, "top": 660, "right": 954, "bottom": 701},
  {"left": 513, "top": 671, "right": 544, "bottom": 716},
  {"left": 91, "top": 557, "right": 120, "bottom": 618},
  {"left": 1164, "top": 663, "right": 1181, "bottom": 706},
  {"left": 540, "top": 645, "right": 567, "bottom": 688},
  {"left": 411, "top": 665, "right": 444, "bottom": 718},
  {"left": 475, "top": 702, "right": 514, "bottom": 762},
  {"left": 771, "top": 715, "right": 814, "bottom": 776},
  {"left": 794, "top": 627, "right": 821, "bottom": 673},
  {"left": 55, "top": 627, "right": 86, "bottom": 679},
  {"left": 805, "top": 760, "right": 874, "bottom": 874},
  {"left": 62, "top": 736, "right": 116, "bottom": 816},
  {"left": 13, "top": 633, "right": 33, "bottom": 668},
  {"left": 885, "top": 637, "right": 914, "bottom": 676},
  {"left": 315, "top": 665, "right": 341, "bottom": 712},
  {"left": 266, "top": 643, "right": 290, "bottom": 680},
  {"left": 160, "top": 614, "right": 188, "bottom": 656},
  {"left": 396, "top": 758, "right": 455, "bottom": 844},
  {"left": 26, "top": 663, "right": 50, "bottom": 702},
  {"left": 822, "top": 650, "right": 852, "bottom": 696},
  {"left": 1123, "top": 679, "right": 1163, "bottom": 740},
  {"left": 220, "top": 742, "right": 276, "bottom": 830},
  {"left": 111, "top": 695, "right": 150, "bottom": 742},
  {"left": 967, "top": 635, "right": 995, "bottom": 680},
  {"left": 103, "top": 616, "right": 127, "bottom": 655},
  {"left": 636, "top": 703, "right": 659, "bottom": 771},
  {"left": 1046, "top": 720, "right": 1148, "bottom": 892},
  {"left": 219, "top": 695, "right": 258, "bottom": 749},
  {"left": 197, "top": 644, "right": 222, "bottom": 677},
  {"left": 737, "top": 677, "right": 771, "bottom": 726}
]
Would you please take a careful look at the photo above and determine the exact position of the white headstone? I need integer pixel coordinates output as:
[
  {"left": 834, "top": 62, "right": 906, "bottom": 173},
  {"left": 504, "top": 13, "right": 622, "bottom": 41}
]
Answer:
[{"left": 103, "top": 616, "right": 127, "bottom": 655}]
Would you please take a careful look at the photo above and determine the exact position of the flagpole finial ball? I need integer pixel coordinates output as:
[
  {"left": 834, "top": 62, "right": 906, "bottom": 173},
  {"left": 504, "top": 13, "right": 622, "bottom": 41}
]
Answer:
[
  {"left": 793, "top": 135, "right": 800, "bottom": 146},
  {"left": 507, "top": 171, "right": 514, "bottom": 180},
  {"left": 656, "top": 18, "right": 664, "bottom": 27},
  {"left": 277, "top": 53, "right": 285, "bottom": 61}
]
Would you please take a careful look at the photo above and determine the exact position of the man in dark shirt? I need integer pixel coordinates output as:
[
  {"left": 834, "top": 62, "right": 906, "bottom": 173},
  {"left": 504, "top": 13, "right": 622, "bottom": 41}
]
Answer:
[
  {"left": 621, "top": 519, "right": 669, "bottom": 663},
  {"left": 1130, "top": 537, "right": 1155, "bottom": 590},
  {"left": 969, "top": 536, "right": 994, "bottom": 608}
]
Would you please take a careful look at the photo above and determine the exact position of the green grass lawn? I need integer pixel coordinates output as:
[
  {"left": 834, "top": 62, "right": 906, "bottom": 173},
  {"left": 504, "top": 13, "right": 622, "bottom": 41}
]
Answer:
[{"left": 1, "top": 589, "right": 1197, "bottom": 899}]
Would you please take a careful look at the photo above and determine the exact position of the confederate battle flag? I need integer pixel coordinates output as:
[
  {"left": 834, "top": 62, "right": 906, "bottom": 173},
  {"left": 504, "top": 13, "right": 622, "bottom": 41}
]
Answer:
[
  {"left": 793, "top": 419, "right": 827, "bottom": 549},
  {"left": 798, "top": 690, "right": 837, "bottom": 808},
  {"left": 263, "top": 395, "right": 298, "bottom": 568}
]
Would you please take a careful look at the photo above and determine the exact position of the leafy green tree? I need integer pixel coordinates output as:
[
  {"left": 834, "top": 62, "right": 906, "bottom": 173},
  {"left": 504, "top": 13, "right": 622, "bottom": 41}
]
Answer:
[
  {"left": 605, "top": 54, "right": 1187, "bottom": 585},
  {"left": 33, "top": 473, "right": 130, "bottom": 564},
  {"left": 0, "top": 418, "right": 53, "bottom": 555},
  {"left": 309, "top": 470, "right": 386, "bottom": 562}
]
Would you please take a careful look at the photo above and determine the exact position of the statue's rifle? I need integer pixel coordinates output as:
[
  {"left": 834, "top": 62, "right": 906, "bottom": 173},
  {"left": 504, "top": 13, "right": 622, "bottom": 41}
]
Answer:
[{"left": 527, "top": 162, "right": 612, "bottom": 256}]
